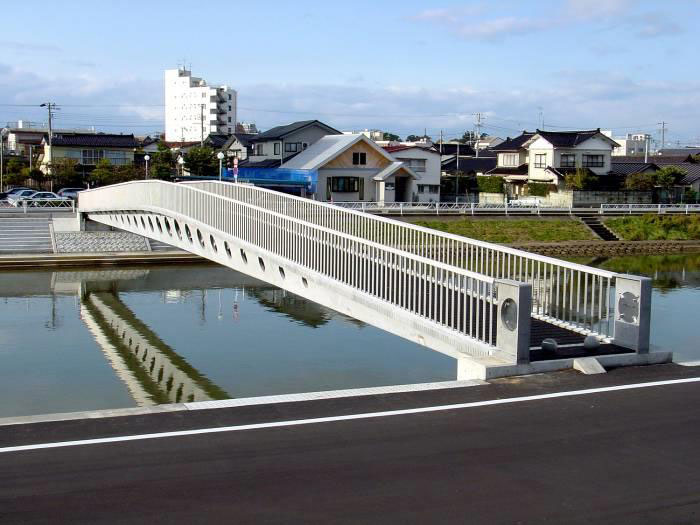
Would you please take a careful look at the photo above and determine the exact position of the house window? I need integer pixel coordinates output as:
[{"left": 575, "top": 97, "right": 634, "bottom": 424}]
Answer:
[
  {"left": 227, "top": 117, "right": 231, "bottom": 123},
  {"left": 228, "top": 127, "right": 232, "bottom": 133},
  {"left": 534, "top": 154, "right": 547, "bottom": 168},
  {"left": 352, "top": 152, "right": 367, "bottom": 165},
  {"left": 228, "top": 94, "right": 231, "bottom": 100},
  {"left": 202, "top": 93, "right": 206, "bottom": 98},
  {"left": 583, "top": 154, "right": 604, "bottom": 167},
  {"left": 330, "top": 177, "right": 359, "bottom": 192},
  {"left": 228, "top": 105, "right": 231, "bottom": 111},
  {"left": 254, "top": 143, "right": 264, "bottom": 155},
  {"left": 385, "top": 183, "right": 395, "bottom": 191},
  {"left": 274, "top": 143, "right": 280, "bottom": 155},
  {"left": 81, "top": 149, "right": 104, "bottom": 165},
  {"left": 560, "top": 154, "right": 576, "bottom": 168},
  {"left": 501, "top": 153, "right": 518, "bottom": 167},
  {"left": 418, "top": 185, "right": 439, "bottom": 193},
  {"left": 284, "top": 142, "right": 301, "bottom": 153},
  {"left": 397, "top": 158, "right": 426, "bottom": 172}
]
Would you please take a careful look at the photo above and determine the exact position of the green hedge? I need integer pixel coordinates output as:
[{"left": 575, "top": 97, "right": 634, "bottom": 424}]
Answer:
[
  {"left": 526, "top": 182, "right": 550, "bottom": 197},
  {"left": 605, "top": 215, "right": 700, "bottom": 240},
  {"left": 476, "top": 176, "right": 504, "bottom": 194}
]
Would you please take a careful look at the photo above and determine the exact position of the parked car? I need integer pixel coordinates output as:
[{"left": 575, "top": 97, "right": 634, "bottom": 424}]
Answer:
[
  {"left": 57, "top": 187, "right": 86, "bottom": 200},
  {"left": 7, "top": 190, "right": 38, "bottom": 206},
  {"left": 0, "top": 187, "right": 33, "bottom": 200},
  {"left": 24, "top": 191, "right": 72, "bottom": 207},
  {"left": 509, "top": 197, "right": 541, "bottom": 207}
]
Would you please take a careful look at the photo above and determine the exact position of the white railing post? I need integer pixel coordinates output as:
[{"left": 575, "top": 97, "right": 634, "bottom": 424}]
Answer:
[
  {"left": 400, "top": 202, "right": 403, "bottom": 216},
  {"left": 658, "top": 203, "right": 661, "bottom": 215},
  {"left": 496, "top": 279, "right": 532, "bottom": 364},
  {"left": 471, "top": 202, "right": 475, "bottom": 216},
  {"left": 613, "top": 275, "right": 651, "bottom": 354}
]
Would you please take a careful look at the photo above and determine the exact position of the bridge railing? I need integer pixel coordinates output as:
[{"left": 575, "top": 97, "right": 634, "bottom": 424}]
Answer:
[
  {"left": 183, "top": 181, "right": 643, "bottom": 344},
  {"left": 79, "top": 181, "right": 507, "bottom": 353}
]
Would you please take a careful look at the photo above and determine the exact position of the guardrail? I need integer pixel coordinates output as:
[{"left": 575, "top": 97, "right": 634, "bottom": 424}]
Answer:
[
  {"left": 181, "top": 182, "right": 648, "bottom": 345},
  {"left": 599, "top": 203, "right": 700, "bottom": 214},
  {"left": 78, "top": 181, "right": 504, "bottom": 353},
  {"left": 0, "top": 199, "right": 75, "bottom": 211}
]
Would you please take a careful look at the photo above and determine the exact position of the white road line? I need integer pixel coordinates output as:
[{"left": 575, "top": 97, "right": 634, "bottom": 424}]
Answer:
[{"left": 1, "top": 376, "right": 699, "bottom": 454}]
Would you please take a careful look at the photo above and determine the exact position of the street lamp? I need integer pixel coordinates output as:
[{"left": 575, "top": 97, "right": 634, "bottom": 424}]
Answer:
[
  {"left": 177, "top": 155, "right": 184, "bottom": 178},
  {"left": 0, "top": 127, "right": 8, "bottom": 192},
  {"left": 144, "top": 154, "right": 150, "bottom": 179},
  {"left": 217, "top": 151, "right": 225, "bottom": 182}
]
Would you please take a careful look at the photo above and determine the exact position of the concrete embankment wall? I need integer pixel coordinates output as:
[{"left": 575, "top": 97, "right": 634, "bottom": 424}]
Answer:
[{"left": 510, "top": 240, "right": 700, "bottom": 257}]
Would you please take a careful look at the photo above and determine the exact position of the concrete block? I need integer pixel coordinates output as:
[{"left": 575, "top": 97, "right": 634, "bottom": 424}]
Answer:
[{"left": 573, "top": 357, "right": 607, "bottom": 375}]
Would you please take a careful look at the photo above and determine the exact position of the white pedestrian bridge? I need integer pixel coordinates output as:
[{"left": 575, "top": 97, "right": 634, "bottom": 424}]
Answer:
[{"left": 78, "top": 181, "right": 662, "bottom": 378}]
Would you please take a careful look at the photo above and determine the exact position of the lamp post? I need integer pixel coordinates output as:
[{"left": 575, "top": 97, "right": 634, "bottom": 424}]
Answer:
[
  {"left": 217, "top": 151, "right": 224, "bottom": 182},
  {"left": 144, "top": 154, "right": 150, "bottom": 179},
  {"left": 0, "top": 127, "right": 7, "bottom": 192},
  {"left": 177, "top": 155, "right": 184, "bottom": 178}
]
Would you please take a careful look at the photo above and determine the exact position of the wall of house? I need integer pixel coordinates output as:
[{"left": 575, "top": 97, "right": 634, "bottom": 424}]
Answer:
[
  {"left": 392, "top": 148, "right": 441, "bottom": 202},
  {"left": 324, "top": 140, "right": 389, "bottom": 170},
  {"left": 248, "top": 127, "right": 337, "bottom": 163},
  {"left": 527, "top": 136, "right": 613, "bottom": 182},
  {"left": 497, "top": 151, "right": 527, "bottom": 168},
  {"left": 41, "top": 146, "right": 135, "bottom": 169}
]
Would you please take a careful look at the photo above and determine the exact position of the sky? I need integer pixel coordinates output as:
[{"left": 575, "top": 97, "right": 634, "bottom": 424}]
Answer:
[{"left": 0, "top": 0, "right": 698, "bottom": 145}]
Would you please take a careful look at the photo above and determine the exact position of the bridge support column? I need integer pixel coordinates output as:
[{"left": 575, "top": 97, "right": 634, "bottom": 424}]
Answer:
[
  {"left": 495, "top": 279, "right": 532, "bottom": 364},
  {"left": 613, "top": 275, "right": 651, "bottom": 354}
]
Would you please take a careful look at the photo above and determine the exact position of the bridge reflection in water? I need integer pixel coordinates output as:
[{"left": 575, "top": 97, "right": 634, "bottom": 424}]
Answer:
[{"left": 57, "top": 266, "right": 356, "bottom": 406}]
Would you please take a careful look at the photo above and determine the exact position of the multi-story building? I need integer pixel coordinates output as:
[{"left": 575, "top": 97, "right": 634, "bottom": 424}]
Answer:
[
  {"left": 603, "top": 130, "right": 652, "bottom": 156},
  {"left": 164, "top": 68, "right": 237, "bottom": 142}
]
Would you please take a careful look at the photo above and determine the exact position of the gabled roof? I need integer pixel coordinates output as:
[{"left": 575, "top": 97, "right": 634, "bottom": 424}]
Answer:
[
  {"left": 281, "top": 133, "right": 395, "bottom": 171},
  {"left": 250, "top": 120, "right": 341, "bottom": 142},
  {"left": 373, "top": 162, "right": 417, "bottom": 181},
  {"left": 47, "top": 133, "right": 139, "bottom": 148},
  {"left": 441, "top": 156, "right": 497, "bottom": 174},
  {"left": 491, "top": 132, "right": 536, "bottom": 152},
  {"left": 205, "top": 133, "right": 230, "bottom": 149},
  {"left": 383, "top": 144, "right": 440, "bottom": 155},
  {"left": 238, "top": 158, "right": 282, "bottom": 169},
  {"left": 526, "top": 129, "right": 619, "bottom": 148},
  {"left": 486, "top": 163, "right": 529, "bottom": 176},
  {"left": 223, "top": 133, "right": 256, "bottom": 149},
  {"left": 658, "top": 148, "right": 700, "bottom": 156},
  {"left": 545, "top": 166, "right": 599, "bottom": 178},
  {"left": 610, "top": 162, "right": 660, "bottom": 176}
]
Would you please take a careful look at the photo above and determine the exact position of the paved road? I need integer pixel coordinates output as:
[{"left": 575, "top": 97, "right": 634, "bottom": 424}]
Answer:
[{"left": 1, "top": 365, "right": 699, "bottom": 524}]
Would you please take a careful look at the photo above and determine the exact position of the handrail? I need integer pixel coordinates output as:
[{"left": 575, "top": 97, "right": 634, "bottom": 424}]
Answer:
[
  {"left": 178, "top": 181, "right": 620, "bottom": 338},
  {"left": 79, "top": 181, "right": 500, "bottom": 347}
]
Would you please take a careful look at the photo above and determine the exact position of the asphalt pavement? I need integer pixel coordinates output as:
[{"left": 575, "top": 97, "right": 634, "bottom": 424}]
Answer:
[{"left": 1, "top": 364, "right": 699, "bottom": 524}]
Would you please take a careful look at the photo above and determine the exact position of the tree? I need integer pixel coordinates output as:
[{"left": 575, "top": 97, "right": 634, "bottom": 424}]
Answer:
[
  {"left": 565, "top": 168, "right": 599, "bottom": 190},
  {"left": 90, "top": 158, "right": 116, "bottom": 186},
  {"left": 654, "top": 165, "right": 686, "bottom": 189},
  {"left": 625, "top": 171, "right": 655, "bottom": 191},
  {"left": 183, "top": 146, "right": 217, "bottom": 176},
  {"left": 406, "top": 134, "right": 432, "bottom": 142},
  {"left": 458, "top": 131, "right": 487, "bottom": 144},
  {"left": 6, "top": 157, "right": 27, "bottom": 174},
  {"left": 150, "top": 143, "right": 175, "bottom": 180},
  {"left": 383, "top": 132, "right": 401, "bottom": 142},
  {"left": 47, "top": 159, "right": 82, "bottom": 188}
]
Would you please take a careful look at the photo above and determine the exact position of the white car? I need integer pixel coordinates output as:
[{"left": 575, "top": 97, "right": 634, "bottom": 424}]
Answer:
[{"left": 7, "top": 190, "right": 38, "bottom": 207}]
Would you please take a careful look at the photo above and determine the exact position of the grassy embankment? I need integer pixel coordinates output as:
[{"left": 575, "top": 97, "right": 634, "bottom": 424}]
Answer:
[
  {"left": 413, "top": 218, "right": 595, "bottom": 243},
  {"left": 605, "top": 215, "right": 700, "bottom": 241}
]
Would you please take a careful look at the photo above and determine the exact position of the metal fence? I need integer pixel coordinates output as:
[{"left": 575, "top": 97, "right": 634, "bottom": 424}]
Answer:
[
  {"left": 0, "top": 199, "right": 75, "bottom": 211},
  {"left": 599, "top": 203, "right": 700, "bottom": 214},
  {"left": 79, "top": 181, "right": 500, "bottom": 349},
  {"left": 181, "top": 181, "right": 626, "bottom": 340}
]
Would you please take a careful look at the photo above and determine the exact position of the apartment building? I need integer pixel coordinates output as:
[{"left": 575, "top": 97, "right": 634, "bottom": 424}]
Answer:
[{"left": 164, "top": 68, "right": 237, "bottom": 142}]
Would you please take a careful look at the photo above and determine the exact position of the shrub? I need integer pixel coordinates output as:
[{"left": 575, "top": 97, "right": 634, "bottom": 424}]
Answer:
[
  {"left": 526, "top": 182, "right": 550, "bottom": 197},
  {"left": 476, "top": 175, "right": 504, "bottom": 193},
  {"left": 565, "top": 168, "right": 598, "bottom": 190},
  {"left": 625, "top": 172, "right": 655, "bottom": 191}
]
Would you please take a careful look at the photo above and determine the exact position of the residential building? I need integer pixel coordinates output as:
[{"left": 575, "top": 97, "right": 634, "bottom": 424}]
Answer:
[
  {"left": 222, "top": 133, "right": 255, "bottom": 160},
  {"left": 280, "top": 134, "right": 418, "bottom": 203},
  {"left": 603, "top": 130, "right": 652, "bottom": 156},
  {"left": 342, "top": 129, "right": 384, "bottom": 142},
  {"left": 236, "top": 122, "right": 258, "bottom": 135},
  {"left": 41, "top": 133, "right": 139, "bottom": 172},
  {"left": 243, "top": 120, "right": 341, "bottom": 167},
  {"left": 475, "top": 135, "right": 504, "bottom": 151},
  {"left": 485, "top": 132, "right": 535, "bottom": 195},
  {"left": 384, "top": 145, "right": 442, "bottom": 202},
  {"left": 523, "top": 129, "right": 618, "bottom": 185},
  {"left": 164, "top": 68, "right": 237, "bottom": 142}
]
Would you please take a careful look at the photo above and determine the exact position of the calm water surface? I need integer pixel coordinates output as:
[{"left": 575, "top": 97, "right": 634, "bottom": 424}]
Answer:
[
  {"left": 1, "top": 254, "right": 699, "bottom": 418},
  {"left": 0, "top": 264, "right": 454, "bottom": 418}
]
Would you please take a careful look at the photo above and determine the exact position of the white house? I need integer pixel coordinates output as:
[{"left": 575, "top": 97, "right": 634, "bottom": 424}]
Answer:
[
  {"left": 280, "top": 134, "right": 419, "bottom": 203},
  {"left": 383, "top": 145, "right": 442, "bottom": 202},
  {"left": 603, "top": 130, "right": 651, "bottom": 156},
  {"left": 523, "top": 129, "right": 619, "bottom": 186},
  {"left": 164, "top": 68, "right": 237, "bottom": 142}
]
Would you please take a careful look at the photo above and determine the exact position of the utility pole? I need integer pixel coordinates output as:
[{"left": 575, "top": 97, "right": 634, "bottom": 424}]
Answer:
[
  {"left": 200, "top": 104, "right": 205, "bottom": 147},
  {"left": 439, "top": 130, "right": 443, "bottom": 154},
  {"left": 40, "top": 102, "right": 57, "bottom": 174},
  {"left": 644, "top": 135, "right": 649, "bottom": 163},
  {"left": 658, "top": 121, "right": 667, "bottom": 152},
  {"left": 474, "top": 112, "right": 483, "bottom": 158}
]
